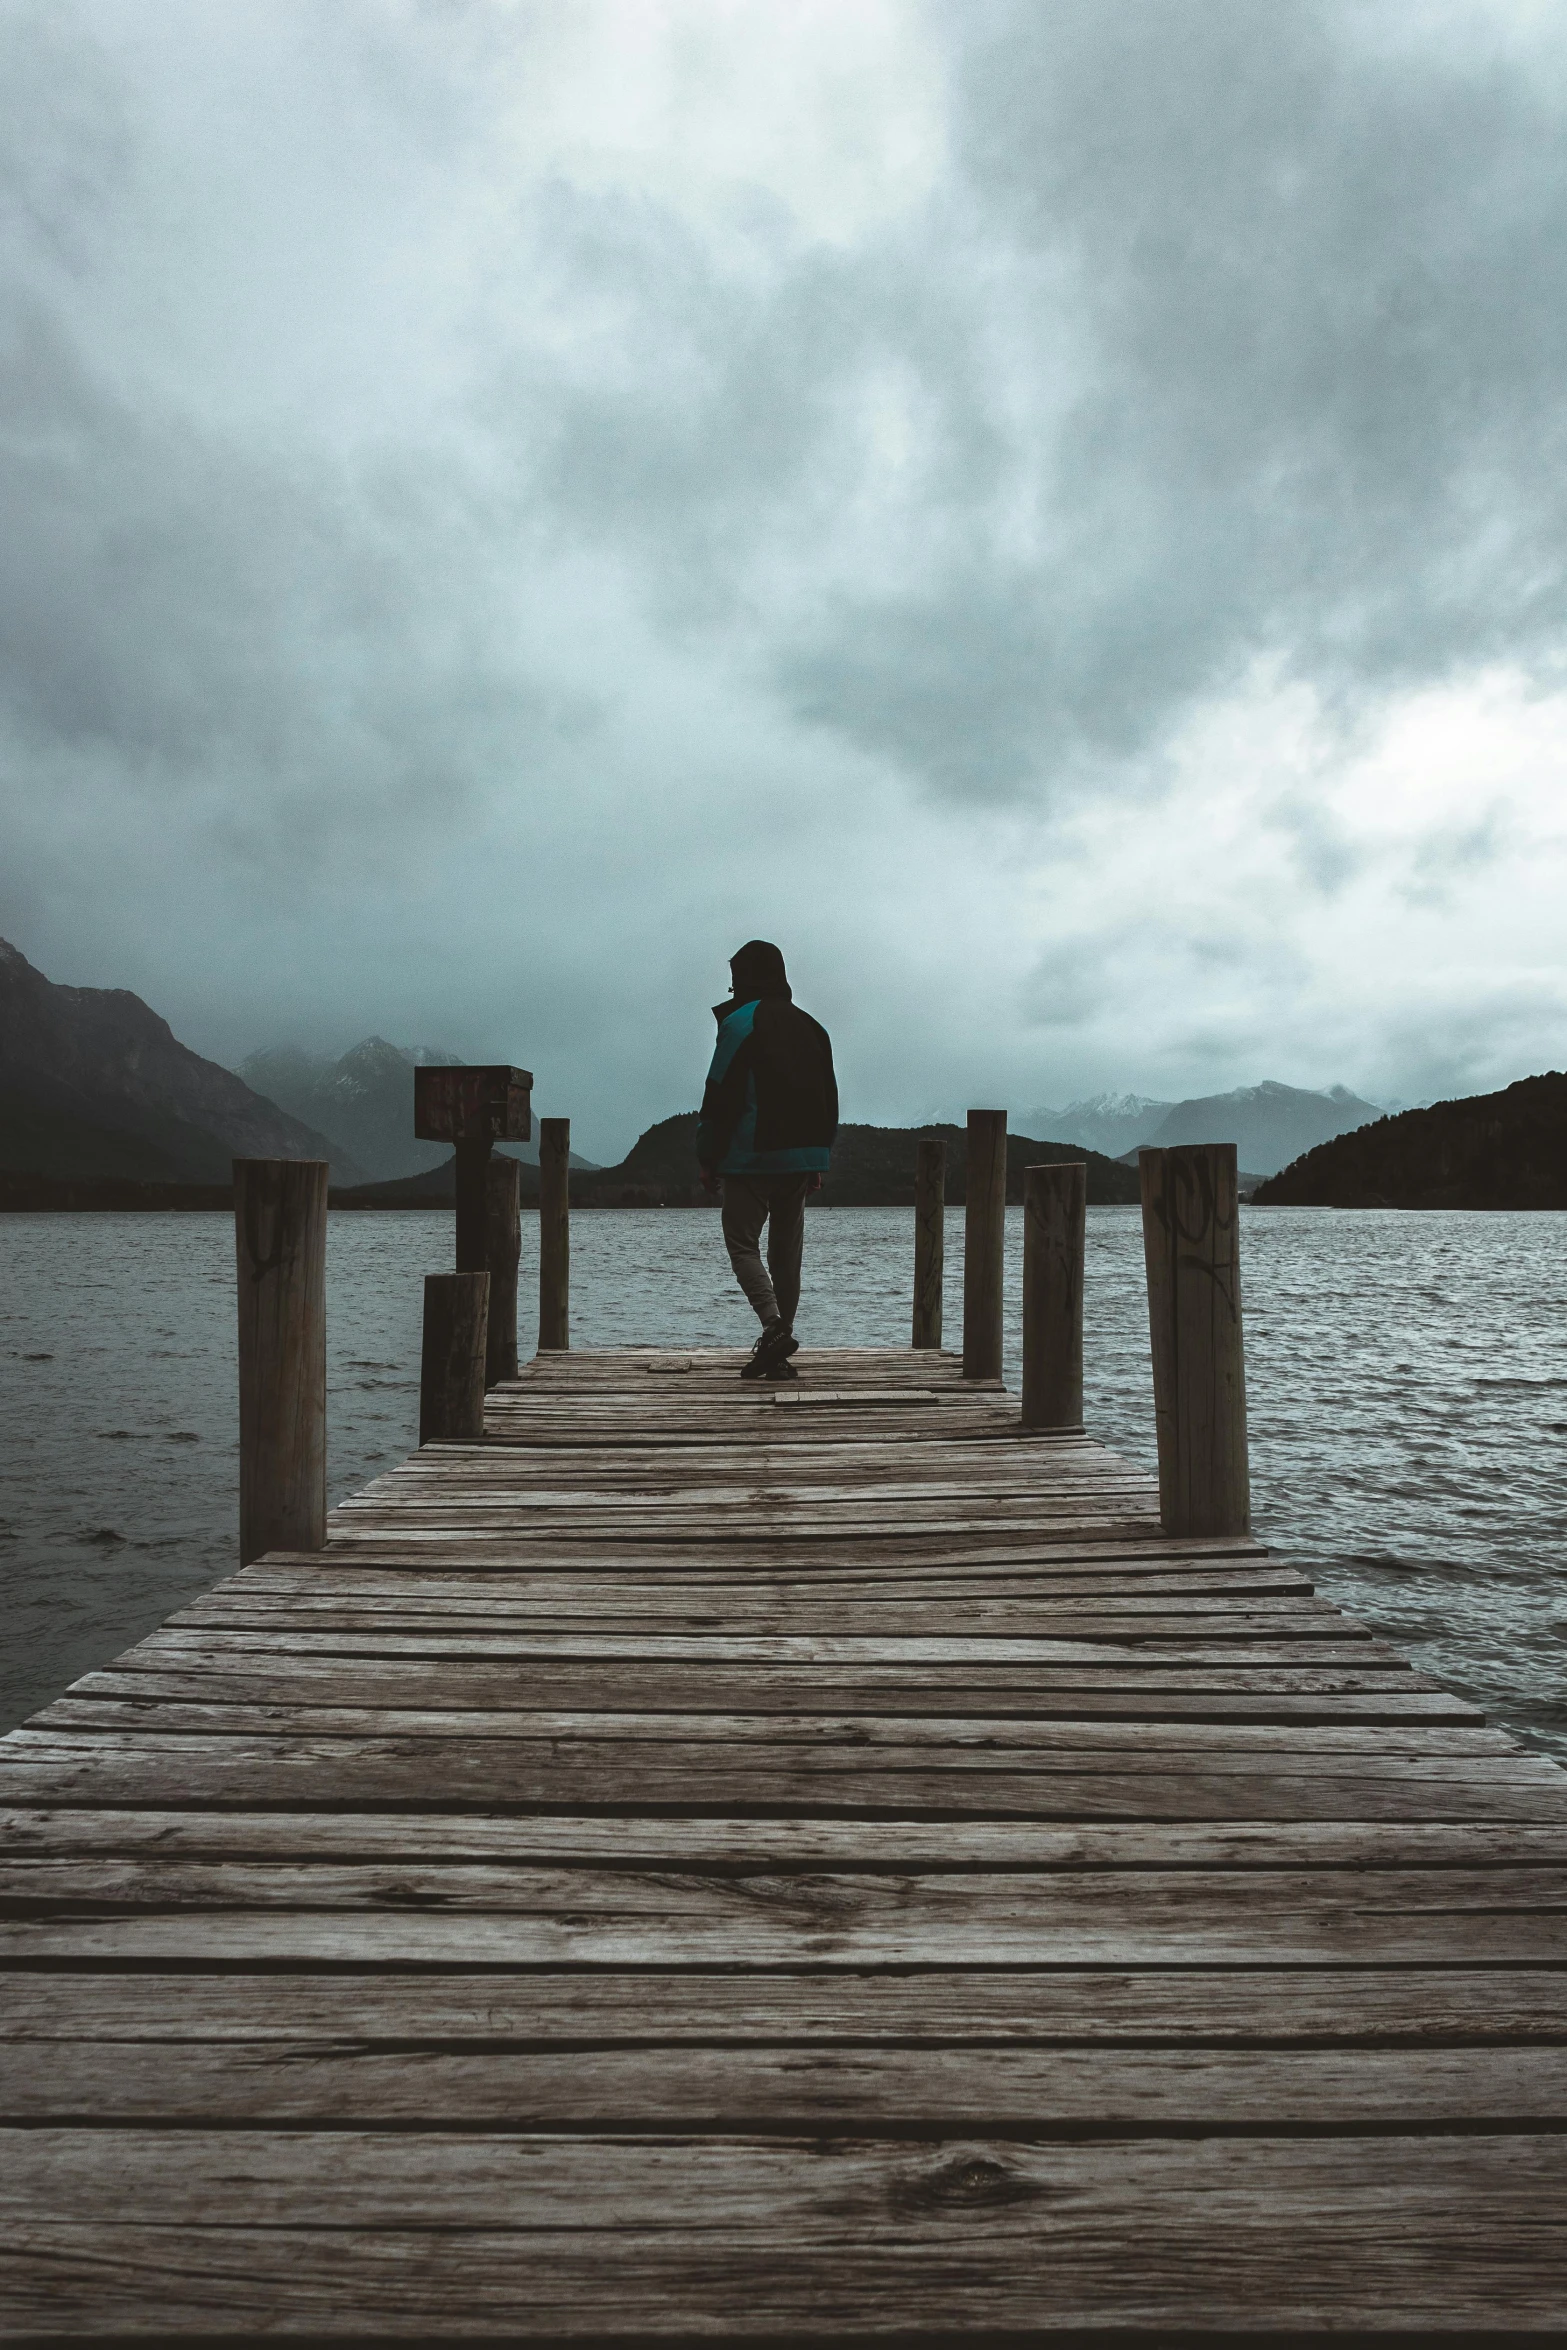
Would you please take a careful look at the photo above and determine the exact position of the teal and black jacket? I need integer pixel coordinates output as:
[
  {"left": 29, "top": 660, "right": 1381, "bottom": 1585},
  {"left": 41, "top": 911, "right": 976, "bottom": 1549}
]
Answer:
[{"left": 697, "top": 993, "right": 838, "bottom": 1178}]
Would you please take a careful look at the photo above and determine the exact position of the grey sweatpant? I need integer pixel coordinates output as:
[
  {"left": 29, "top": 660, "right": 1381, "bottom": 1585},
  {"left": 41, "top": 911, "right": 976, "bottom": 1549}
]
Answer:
[{"left": 720, "top": 1175, "right": 809, "bottom": 1330}]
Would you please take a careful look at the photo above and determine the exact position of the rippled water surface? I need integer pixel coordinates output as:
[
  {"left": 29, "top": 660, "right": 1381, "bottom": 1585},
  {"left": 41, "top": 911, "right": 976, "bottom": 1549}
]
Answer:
[{"left": 2, "top": 1205, "right": 1564, "bottom": 1755}]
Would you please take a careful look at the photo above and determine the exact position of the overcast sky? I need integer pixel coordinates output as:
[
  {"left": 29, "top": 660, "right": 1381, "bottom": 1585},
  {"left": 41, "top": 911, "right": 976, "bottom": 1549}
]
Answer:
[{"left": 4, "top": 0, "right": 1567, "bottom": 1160}]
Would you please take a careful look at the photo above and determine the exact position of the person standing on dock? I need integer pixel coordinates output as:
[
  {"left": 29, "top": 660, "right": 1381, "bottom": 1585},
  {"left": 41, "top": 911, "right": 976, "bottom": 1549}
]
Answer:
[{"left": 697, "top": 939, "right": 838, "bottom": 1380}]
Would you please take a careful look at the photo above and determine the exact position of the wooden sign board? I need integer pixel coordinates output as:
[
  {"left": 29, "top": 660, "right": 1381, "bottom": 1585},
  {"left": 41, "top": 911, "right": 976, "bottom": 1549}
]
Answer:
[{"left": 414, "top": 1065, "right": 533, "bottom": 1145}]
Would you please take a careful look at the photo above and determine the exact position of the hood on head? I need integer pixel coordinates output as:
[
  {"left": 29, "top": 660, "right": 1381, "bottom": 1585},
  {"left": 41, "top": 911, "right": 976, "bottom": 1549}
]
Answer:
[{"left": 728, "top": 939, "right": 790, "bottom": 1005}]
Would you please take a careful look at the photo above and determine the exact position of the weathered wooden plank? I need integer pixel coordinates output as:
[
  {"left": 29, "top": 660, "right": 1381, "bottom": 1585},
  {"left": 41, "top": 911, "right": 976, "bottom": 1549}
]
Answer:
[
  {"left": 3, "top": 1863, "right": 1564, "bottom": 1967},
  {"left": 410, "top": 1437, "right": 1112, "bottom": 1467},
  {"left": 208, "top": 1529, "right": 1279, "bottom": 1572},
  {"left": 176, "top": 1590, "right": 1356, "bottom": 1628},
  {"left": 135, "top": 1616, "right": 1421, "bottom": 1665},
  {"left": 8, "top": 1968, "right": 1566, "bottom": 2044},
  {"left": 103, "top": 1626, "right": 1418, "bottom": 1668},
  {"left": 8, "top": 2043, "right": 1567, "bottom": 2127},
  {"left": 184, "top": 1588, "right": 1335, "bottom": 1625},
  {"left": 4, "top": 1739, "right": 1562, "bottom": 1821},
  {"left": 20, "top": 1699, "right": 1519, "bottom": 1755},
  {"left": 3, "top": 2137, "right": 1566, "bottom": 2333},
  {"left": 86, "top": 1638, "right": 1455, "bottom": 1695},
  {"left": 191, "top": 1565, "right": 1307, "bottom": 1601},
  {"left": 10, "top": 1808, "right": 1566, "bottom": 1865},
  {"left": 362, "top": 1464, "right": 1154, "bottom": 1494},
  {"left": 64, "top": 1664, "right": 1482, "bottom": 1723}
]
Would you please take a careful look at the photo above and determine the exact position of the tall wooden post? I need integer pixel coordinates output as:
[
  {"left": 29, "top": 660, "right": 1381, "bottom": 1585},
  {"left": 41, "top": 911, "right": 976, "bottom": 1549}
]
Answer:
[
  {"left": 1021, "top": 1162, "right": 1086, "bottom": 1432},
  {"left": 484, "top": 1154, "right": 521, "bottom": 1387},
  {"left": 235, "top": 1158, "right": 327, "bottom": 1567},
  {"left": 538, "top": 1116, "right": 571, "bottom": 1352},
  {"left": 420, "top": 1271, "right": 490, "bottom": 1444},
  {"left": 961, "top": 1109, "right": 1008, "bottom": 1382},
  {"left": 1139, "top": 1142, "right": 1250, "bottom": 1537},
  {"left": 413, "top": 1065, "right": 533, "bottom": 1280},
  {"left": 453, "top": 1138, "right": 491, "bottom": 1276},
  {"left": 912, "top": 1136, "right": 946, "bottom": 1349}
]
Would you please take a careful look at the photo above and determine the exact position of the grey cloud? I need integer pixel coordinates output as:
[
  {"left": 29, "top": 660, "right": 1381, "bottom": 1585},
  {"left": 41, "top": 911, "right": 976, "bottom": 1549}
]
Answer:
[
  {"left": 1267, "top": 791, "right": 1370, "bottom": 897},
  {"left": 480, "top": 184, "right": 1005, "bottom": 640},
  {"left": 0, "top": 299, "right": 588, "bottom": 870},
  {"left": 1366, "top": 973, "right": 1567, "bottom": 1106},
  {"left": 16, "top": 1, "right": 1567, "bottom": 840},
  {"left": 770, "top": 0, "right": 1567, "bottom": 799},
  {"left": 4, "top": 2, "right": 1566, "bottom": 1142},
  {"left": 0, "top": 3, "right": 126, "bottom": 272},
  {"left": 1399, "top": 806, "right": 1511, "bottom": 908}
]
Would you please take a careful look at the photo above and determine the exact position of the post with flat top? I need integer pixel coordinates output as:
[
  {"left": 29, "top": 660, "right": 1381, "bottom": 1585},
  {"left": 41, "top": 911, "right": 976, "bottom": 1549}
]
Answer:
[
  {"left": 1139, "top": 1141, "right": 1250, "bottom": 1537},
  {"left": 420, "top": 1271, "right": 490, "bottom": 1444},
  {"left": 912, "top": 1135, "right": 946, "bottom": 1350},
  {"left": 961, "top": 1108, "right": 1008, "bottom": 1382},
  {"left": 1021, "top": 1161, "right": 1086, "bottom": 1432},
  {"left": 414, "top": 1063, "right": 532, "bottom": 1381},
  {"left": 538, "top": 1116, "right": 571, "bottom": 1352},
  {"left": 235, "top": 1157, "right": 328, "bottom": 1567}
]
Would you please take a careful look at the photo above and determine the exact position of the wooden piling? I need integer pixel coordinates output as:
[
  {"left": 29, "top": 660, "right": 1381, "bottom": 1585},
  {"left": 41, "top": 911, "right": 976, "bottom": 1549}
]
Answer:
[
  {"left": 1139, "top": 1141, "right": 1250, "bottom": 1537},
  {"left": 961, "top": 1109, "right": 1008, "bottom": 1382},
  {"left": 453, "top": 1138, "right": 492, "bottom": 1277},
  {"left": 234, "top": 1158, "right": 327, "bottom": 1567},
  {"left": 412, "top": 1065, "right": 533, "bottom": 1279},
  {"left": 484, "top": 1154, "right": 521, "bottom": 1388},
  {"left": 1021, "top": 1161, "right": 1086, "bottom": 1431},
  {"left": 912, "top": 1137, "right": 946, "bottom": 1349},
  {"left": 419, "top": 1271, "right": 490, "bottom": 1444},
  {"left": 538, "top": 1117, "right": 571, "bottom": 1353}
]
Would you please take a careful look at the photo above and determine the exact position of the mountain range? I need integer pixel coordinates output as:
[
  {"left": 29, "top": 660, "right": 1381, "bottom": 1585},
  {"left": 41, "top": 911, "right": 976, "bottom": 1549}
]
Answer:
[
  {"left": 0, "top": 938, "right": 365, "bottom": 1185},
  {"left": 8, "top": 932, "right": 1525, "bottom": 1209},
  {"left": 241, "top": 1040, "right": 597, "bottom": 1180},
  {"left": 1253, "top": 1075, "right": 1567, "bottom": 1208},
  {"left": 1021, "top": 1081, "right": 1383, "bottom": 1178},
  {"left": 339, "top": 1114, "right": 1144, "bottom": 1210}
]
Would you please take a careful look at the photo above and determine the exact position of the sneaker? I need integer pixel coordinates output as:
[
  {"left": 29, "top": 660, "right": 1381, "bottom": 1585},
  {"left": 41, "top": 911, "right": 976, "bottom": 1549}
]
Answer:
[
  {"left": 740, "top": 1319, "right": 797, "bottom": 1379},
  {"left": 764, "top": 1357, "right": 799, "bottom": 1382}
]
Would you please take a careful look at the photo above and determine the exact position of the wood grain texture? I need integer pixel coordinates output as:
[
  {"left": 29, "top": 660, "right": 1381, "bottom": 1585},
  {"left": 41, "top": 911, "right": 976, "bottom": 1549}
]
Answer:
[
  {"left": 417, "top": 1270, "right": 489, "bottom": 1445},
  {"left": 452, "top": 1132, "right": 493, "bottom": 1276},
  {"left": 961, "top": 1110, "right": 1007, "bottom": 1381},
  {"left": 912, "top": 1135, "right": 945, "bottom": 1349},
  {"left": 483, "top": 1149, "right": 521, "bottom": 1386},
  {"left": 3, "top": 1340, "right": 1565, "bottom": 2340},
  {"left": 233, "top": 1156, "right": 327, "bottom": 1568},
  {"left": 1141, "top": 1142, "right": 1251, "bottom": 1538},
  {"left": 537, "top": 1115, "right": 571, "bottom": 1352},
  {"left": 3, "top": 2138, "right": 1567, "bottom": 2334},
  {"left": 1021, "top": 1160, "right": 1086, "bottom": 1433}
]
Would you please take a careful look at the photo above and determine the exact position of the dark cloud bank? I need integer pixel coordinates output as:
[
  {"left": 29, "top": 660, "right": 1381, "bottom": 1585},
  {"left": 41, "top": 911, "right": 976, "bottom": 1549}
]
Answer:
[{"left": 3, "top": 1, "right": 1566, "bottom": 1155}]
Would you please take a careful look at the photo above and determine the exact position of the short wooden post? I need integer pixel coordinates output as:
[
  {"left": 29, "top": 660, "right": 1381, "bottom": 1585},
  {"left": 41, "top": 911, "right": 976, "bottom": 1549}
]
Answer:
[
  {"left": 484, "top": 1153, "right": 521, "bottom": 1387},
  {"left": 235, "top": 1158, "right": 328, "bottom": 1567},
  {"left": 538, "top": 1116, "right": 571, "bottom": 1352},
  {"left": 912, "top": 1136, "right": 946, "bottom": 1349},
  {"left": 420, "top": 1271, "right": 490, "bottom": 1444},
  {"left": 961, "top": 1109, "right": 1007, "bottom": 1382},
  {"left": 1021, "top": 1162, "right": 1086, "bottom": 1431},
  {"left": 1139, "top": 1142, "right": 1250, "bottom": 1537}
]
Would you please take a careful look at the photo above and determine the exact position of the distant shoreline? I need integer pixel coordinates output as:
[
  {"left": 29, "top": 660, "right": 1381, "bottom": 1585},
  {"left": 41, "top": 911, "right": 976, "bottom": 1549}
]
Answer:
[
  {"left": 2, "top": 1117, "right": 1146, "bottom": 1214},
  {"left": 0, "top": 1174, "right": 674, "bottom": 1213}
]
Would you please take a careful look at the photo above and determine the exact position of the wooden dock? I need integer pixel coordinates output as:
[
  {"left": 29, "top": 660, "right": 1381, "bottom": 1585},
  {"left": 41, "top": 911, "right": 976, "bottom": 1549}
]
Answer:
[{"left": 4, "top": 1343, "right": 1567, "bottom": 2339}]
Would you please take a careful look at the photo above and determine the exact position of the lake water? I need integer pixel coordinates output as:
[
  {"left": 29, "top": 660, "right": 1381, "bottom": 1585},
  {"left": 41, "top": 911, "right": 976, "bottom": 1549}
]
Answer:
[{"left": 2, "top": 1206, "right": 1564, "bottom": 1757}]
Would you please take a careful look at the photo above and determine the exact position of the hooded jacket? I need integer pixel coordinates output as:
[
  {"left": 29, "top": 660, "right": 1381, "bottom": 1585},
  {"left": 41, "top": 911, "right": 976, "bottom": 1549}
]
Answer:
[{"left": 697, "top": 941, "right": 838, "bottom": 1178}]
